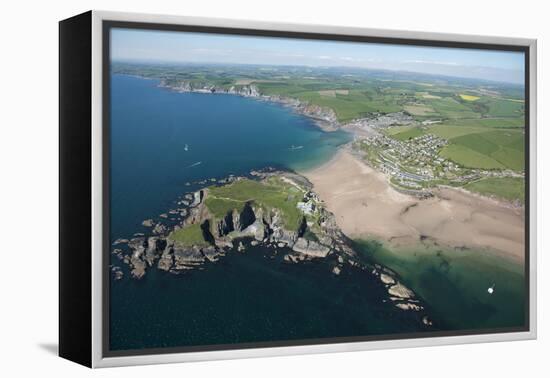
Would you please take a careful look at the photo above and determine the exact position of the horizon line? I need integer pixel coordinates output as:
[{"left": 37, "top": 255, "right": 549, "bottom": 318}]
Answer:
[{"left": 111, "top": 59, "right": 525, "bottom": 87}]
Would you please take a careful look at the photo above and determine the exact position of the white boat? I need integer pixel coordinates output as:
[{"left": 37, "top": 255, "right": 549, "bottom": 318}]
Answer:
[{"left": 289, "top": 145, "right": 304, "bottom": 150}]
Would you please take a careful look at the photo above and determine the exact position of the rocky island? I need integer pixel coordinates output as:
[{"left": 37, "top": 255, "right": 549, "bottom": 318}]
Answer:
[{"left": 111, "top": 169, "right": 431, "bottom": 318}]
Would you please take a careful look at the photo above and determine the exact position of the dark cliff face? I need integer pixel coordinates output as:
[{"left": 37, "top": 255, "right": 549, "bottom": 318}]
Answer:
[
  {"left": 217, "top": 211, "right": 235, "bottom": 237},
  {"left": 201, "top": 219, "right": 216, "bottom": 245},
  {"left": 239, "top": 202, "right": 256, "bottom": 230}
]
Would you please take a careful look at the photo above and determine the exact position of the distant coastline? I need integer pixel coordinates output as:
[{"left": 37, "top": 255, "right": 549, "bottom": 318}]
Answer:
[{"left": 154, "top": 78, "right": 342, "bottom": 132}]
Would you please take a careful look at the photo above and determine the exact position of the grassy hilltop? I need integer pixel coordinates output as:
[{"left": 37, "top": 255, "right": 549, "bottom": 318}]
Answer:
[
  {"left": 205, "top": 177, "right": 304, "bottom": 230},
  {"left": 167, "top": 176, "right": 309, "bottom": 248}
]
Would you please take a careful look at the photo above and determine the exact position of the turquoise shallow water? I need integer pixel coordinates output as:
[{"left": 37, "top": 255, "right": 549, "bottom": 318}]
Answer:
[{"left": 353, "top": 240, "right": 526, "bottom": 331}]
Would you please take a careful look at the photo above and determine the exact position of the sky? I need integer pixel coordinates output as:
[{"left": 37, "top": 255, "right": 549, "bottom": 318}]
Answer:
[{"left": 111, "top": 28, "right": 525, "bottom": 84}]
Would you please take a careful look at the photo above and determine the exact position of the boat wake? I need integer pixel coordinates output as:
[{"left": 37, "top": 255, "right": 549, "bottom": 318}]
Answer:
[
  {"left": 289, "top": 145, "right": 304, "bottom": 150},
  {"left": 186, "top": 161, "right": 202, "bottom": 168}
]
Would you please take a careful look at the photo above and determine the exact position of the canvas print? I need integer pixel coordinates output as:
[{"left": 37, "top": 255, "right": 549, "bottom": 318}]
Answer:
[{"left": 107, "top": 26, "right": 527, "bottom": 353}]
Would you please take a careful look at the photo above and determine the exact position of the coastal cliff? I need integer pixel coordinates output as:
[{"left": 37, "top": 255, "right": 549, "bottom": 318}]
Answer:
[{"left": 158, "top": 79, "right": 340, "bottom": 131}]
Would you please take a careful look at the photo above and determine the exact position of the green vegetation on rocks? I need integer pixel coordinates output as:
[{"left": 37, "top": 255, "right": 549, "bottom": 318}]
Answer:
[
  {"left": 206, "top": 177, "right": 304, "bottom": 230},
  {"left": 168, "top": 223, "right": 210, "bottom": 247}
]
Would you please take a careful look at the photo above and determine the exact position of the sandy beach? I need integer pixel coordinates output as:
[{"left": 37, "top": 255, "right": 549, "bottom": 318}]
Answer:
[{"left": 302, "top": 149, "right": 525, "bottom": 263}]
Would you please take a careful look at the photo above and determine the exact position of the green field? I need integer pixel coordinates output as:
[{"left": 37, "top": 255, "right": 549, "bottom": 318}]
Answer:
[
  {"left": 442, "top": 117, "right": 524, "bottom": 128},
  {"left": 486, "top": 98, "right": 524, "bottom": 117},
  {"left": 429, "top": 125, "right": 488, "bottom": 139},
  {"left": 440, "top": 144, "right": 504, "bottom": 169},
  {"left": 385, "top": 125, "right": 415, "bottom": 135},
  {"left": 206, "top": 177, "right": 304, "bottom": 230},
  {"left": 464, "top": 177, "right": 525, "bottom": 203},
  {"left": 168, "top": 224, "right": 209, "bottom": 247},
  {"left": 391, "top": 126, "right": 425, "bottom": 141},
  {"left": 440, "top": 129, "right": 524, "bottom": 170},
  {"left": 293, "top": 89, "right": 401, "bottom": 122},
  {"left": 428, "top": 97, "right": 481, "bottom": 119}
]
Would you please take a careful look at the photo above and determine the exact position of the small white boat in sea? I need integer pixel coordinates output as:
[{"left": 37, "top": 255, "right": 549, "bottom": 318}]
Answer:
[
  {"left": 186, "top": 161, "right": 201, "bottom": 168},
  {"left": 289, "top": 145, "right": 304, "bottom": 150},
  {"left": 487, "top": 284, "right": 495, "bottom": 294},
  {"left": 184, "top": 144, "right": 189, "bottom": 151}
]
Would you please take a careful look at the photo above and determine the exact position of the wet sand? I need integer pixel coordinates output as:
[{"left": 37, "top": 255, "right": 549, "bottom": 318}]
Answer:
[{"left": 302, "top": 149, "right": 525, "bottom": 263}]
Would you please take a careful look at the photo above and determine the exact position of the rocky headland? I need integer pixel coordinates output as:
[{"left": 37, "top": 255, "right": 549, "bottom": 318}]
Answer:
[
  {"left": 158, "top": 79, "right": 340, "bottom": 132},
  {"left": 110, "top": 169, "right": 432, "bottom": 318}
]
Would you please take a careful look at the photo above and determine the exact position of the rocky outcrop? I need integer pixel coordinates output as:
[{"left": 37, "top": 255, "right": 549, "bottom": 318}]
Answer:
[
  {"left": 216, "top": 210, "right": 236, "bottom": 237},
  {"left": 127, "top": 237, "right": 147, "bottom": 279},
  {"left": 111, "top": 265, "right": 124, "bottom": 280},
  {"left": 242, "top": 220, "right": 266, "bottom": 241},
  {"left": 380, "top": 273, "right": 396, "bottom": 285},
  {"left": 173, "top": 245, "right": 205, "bottom": 270},
  {"left": 145, "top": 236, "right": 167, "bottom": 266},
  {"left": 157, "top": 242, "right": 174, "bottom": 271},
  {"left": 152, "top": 223, "right": 167, "bottom": 235},
  {"left": 395, "top": 302, "right": 422, "bottom": 311},
  {"left": 161, "top": 79, "right": 260, "bottom": 98},
  {"left": 388, "top": 283, "right": 415, "bottom": 299},
  {"left": 291, "top": 237, "right": 330, "bottom": 258},
  {"left": 190, "top": 190, "right": 204, "bottom": 207},
  {"left": 142, "top": 219, "right": 154, "bottom": 227},
  {"left": 113, "top": 238, "right": 129, "bottom": 246},
  {"left": 130, "top": 258, "right": 146, "bottom": 279},
  {"left": 202, "top": 246, "right": 222, "bottom": 262}
]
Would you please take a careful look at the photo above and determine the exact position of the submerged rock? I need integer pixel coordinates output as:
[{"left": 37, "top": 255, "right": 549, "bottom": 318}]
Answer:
[{"left": 111, "top": 265, "right": 124, "bottom": 280}]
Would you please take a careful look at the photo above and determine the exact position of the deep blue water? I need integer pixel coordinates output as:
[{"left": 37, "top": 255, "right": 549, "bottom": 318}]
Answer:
[
  {"left": 109, "top": 74, "right": 428, "bottom": 352},
  {"left": 110, "top": 74, "right": 351, "bottom": 240}
]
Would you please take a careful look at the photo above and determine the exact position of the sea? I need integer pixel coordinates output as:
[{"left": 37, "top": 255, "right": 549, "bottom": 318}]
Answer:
[{"left": 109, "top": 74, "right": 525, "bottom": 352}]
